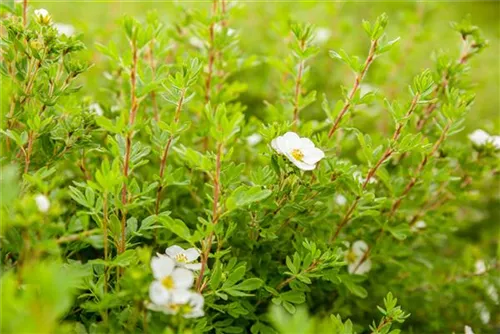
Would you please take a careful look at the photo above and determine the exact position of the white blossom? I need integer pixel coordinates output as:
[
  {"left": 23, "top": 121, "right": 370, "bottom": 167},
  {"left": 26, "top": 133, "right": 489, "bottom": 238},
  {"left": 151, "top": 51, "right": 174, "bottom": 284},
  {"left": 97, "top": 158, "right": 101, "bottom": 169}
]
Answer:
[
  {"left": 469, "top": 129, "right": 500, "bottom": 149},
  {"left": 474, "top": 259, "right": 486, "bottom": 275},
  {"left": 271, "top": 132, "right": 325, "bottom": 171},
  {"left": 54, "top": 23, "right": 75, "bottom": 36},
  {"left": 35, "top": 194, "right": 50, "bottom": 213},
  {"left": 165, "top": 245, "right": 202, "bottom": 271},
  {"left": 189, "top": 37, "right": 205, "bottom": 49},
  {"left": 464, "top": 325, "right": 474, "bottom": 334},
  {"left": 246, "top": 133, "right": 262, "bottom": 147},
  {"left": 474, "top": 302, "right": 490, "bottom": 324},
  {"left": 34, "top": 8, "right": 51, "bottom": 24},
  {"left": 314, "top": 27, "right": 331, "bottom": 44},
  {"left": 353, "top": 171, "right": 376, "bottom": 185},
  {"left": 149, "top": 255, "right": 194, "bottom": 305},
  {"left": 89, "top": 103, "right": 103, "bottom": 116},
  {"left": 411, "top": 220, "right": 427, "bottom": 232},
  {"left": 345, "top": 240, "right": 372, "bottom": 275},
  {"left": 334, "top": 194, "right": 347, "bottom": 206},
  {"left": 148, "top": 290, "right": 204, "bottom": 318}
]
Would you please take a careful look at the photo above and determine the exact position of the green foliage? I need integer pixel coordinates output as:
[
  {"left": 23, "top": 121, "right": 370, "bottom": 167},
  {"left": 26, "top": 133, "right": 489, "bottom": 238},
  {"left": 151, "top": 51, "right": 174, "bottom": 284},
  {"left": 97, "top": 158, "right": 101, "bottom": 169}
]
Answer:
[{"left": 1, "top": 2, "right": 499, "bottom": 334}]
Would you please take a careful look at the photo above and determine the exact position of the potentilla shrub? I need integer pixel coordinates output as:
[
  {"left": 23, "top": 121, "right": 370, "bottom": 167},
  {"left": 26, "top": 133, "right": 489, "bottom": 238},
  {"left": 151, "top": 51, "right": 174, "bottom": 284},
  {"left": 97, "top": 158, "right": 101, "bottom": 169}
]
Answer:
[{"left": 0, "top": 2, "right": 498, "bottom": 334}]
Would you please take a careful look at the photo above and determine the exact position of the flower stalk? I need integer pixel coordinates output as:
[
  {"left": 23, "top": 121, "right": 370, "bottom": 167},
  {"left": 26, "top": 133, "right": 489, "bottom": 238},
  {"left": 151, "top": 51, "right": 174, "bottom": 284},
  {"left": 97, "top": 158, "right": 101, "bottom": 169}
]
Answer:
[{"left": 327, "top": 39, "right": 379, "bottom": 139}]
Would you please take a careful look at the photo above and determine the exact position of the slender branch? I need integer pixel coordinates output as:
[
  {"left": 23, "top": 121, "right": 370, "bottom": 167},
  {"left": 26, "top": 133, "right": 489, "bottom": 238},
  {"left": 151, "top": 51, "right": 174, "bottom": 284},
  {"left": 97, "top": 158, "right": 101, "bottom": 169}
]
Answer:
[
  {"left": 292, "top": 40, "right": 306, "bottom": 131},
  {"left": 196, "top": 142, "right": 223, "bottom": 292},
  {"left": 353, "top": 122, "right": 452, "bottom": 271},
  {"left": 276, "top": 260, "right": 319, "bottom": 291},
  {"left": 327, "top": 39, "right": 378, "bottom": 139},
  {"left": 329, "top": 94, "right": 420, "bottom": 243},
  {"left": 23, "top": 0, "right": 28, "bottom": 27},
  {"left": 148, "top": 40, "right": 159, "bottom": 122},
  {"left": 56, "top": 229, "right": 100, "bottom": 244},
  {"left": 155, "top": 89, "right": 186, "bottom": 214},
  {"left": 390, "top": 121, "right": 450, "bottom": 216},
  {"left": 120, "top": 39, "right": 139, "bottom": 254}
]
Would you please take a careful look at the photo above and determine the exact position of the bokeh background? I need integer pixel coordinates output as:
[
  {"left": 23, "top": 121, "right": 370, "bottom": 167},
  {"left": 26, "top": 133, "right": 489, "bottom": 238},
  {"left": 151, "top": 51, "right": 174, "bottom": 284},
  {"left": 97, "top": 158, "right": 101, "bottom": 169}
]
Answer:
[{"left": 38, "top": 1, "right": 500, "bottom": 136}]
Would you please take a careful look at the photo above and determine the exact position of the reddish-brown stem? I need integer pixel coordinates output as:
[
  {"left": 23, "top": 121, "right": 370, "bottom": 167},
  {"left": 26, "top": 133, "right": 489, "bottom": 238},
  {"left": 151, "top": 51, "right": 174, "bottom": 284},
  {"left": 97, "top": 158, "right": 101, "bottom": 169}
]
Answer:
[
  {"left": 148, "top": 40, "right": 159, "bottom": 122},
  {"left": 416, "top": 36, "right": 472, "bottom": 131},
  {"left": 102, "top": 192, "right": 109, "bottom": 323},
  {"left": 154, "top": 89, "right": 186, "bottom": 215},
  {"left": 22, "top": 0, "right": 28, "bottom": 27},
  {"left": 196, "top": 142, "right": 223, "bottom": 292},
  {"left": 390, "top": 121, "right": 450, "bottom": 216},
  {"left": 276, "top": 260, "right": 318, "bottom": 291},
  {"left": 292, "top": 40, "right": 306, "bottom": 131},
  {"left": 119, "top": 39, "right": 139, "bottom": 254},
  {"left": 327, "top": 39, "right": 378, "bottom": 139},
  {"left": 23, "top": 131, "right": 35, "bottom": 174},
  {"left": 329, "top": 94, "right": 420, "bottom": 243}
]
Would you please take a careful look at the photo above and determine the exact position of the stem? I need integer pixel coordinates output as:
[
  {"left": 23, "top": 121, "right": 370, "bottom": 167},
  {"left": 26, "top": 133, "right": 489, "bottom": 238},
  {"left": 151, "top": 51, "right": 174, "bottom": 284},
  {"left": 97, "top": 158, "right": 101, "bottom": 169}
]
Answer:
[
  {"left": 155, "top": 89, "right": 186, "bottom": 214},
  {"left": 120, "top": 39, "right": 139, "bottom": 254},
  {"left": 56, "top": 229, "right": 100, "bottom": 244},
  {"left": 196, "top": 142, "right": 223, "bottom": 292},
  {"left": 329, "top": 94, "right": 420, "bottom": 243},
  {"left": 23, "top": 0, "right": 28, "bottom": 27},
  {"left": 276, "top": 260, "right": 318, "bottom": 291},
  {"left": 292, "top": 40, "right": 306, "bottom": 130},
  {"left": 148, "top": 40, "right": 159, "bottom": 122},
  {"left": 327, "top": 39, "right": 378, "bottom": 138},
  {"left": 390, "top": 121, "right": 450, "bottom": 216}
]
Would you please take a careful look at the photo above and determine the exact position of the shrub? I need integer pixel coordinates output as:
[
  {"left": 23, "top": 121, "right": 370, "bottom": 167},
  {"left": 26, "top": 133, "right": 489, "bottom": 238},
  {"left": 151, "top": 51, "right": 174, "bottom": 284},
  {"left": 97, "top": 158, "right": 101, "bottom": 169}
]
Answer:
[{"left": 1, "top": 1, "right": 498, "bottom": 333}]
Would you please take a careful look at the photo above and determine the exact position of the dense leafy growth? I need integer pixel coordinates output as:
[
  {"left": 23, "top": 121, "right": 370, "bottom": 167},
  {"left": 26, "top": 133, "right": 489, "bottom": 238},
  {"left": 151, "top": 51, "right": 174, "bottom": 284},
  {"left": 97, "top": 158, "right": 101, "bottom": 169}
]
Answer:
[{"left": 1, "top": 1, "right": 498, "bottom": 333}]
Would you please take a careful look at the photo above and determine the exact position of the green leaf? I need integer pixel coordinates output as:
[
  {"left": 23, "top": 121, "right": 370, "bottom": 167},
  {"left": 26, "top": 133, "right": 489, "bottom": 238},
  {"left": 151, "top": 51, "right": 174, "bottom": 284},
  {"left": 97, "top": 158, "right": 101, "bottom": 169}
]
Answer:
[
  {"left": 232, "top": 278, "right": 263, "bottom": 291},
  {"left": 226, "top": 185, "right": 272, "bottom": 212}
]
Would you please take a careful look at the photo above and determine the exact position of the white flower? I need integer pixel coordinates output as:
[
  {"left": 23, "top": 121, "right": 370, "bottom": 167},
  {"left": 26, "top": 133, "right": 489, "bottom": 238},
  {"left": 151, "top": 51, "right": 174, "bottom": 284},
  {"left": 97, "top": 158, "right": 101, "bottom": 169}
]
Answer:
[
  {"left": 474, "top": 259, "right": 486, "bottom": 275},
  {"left": 464, "top": 326, "right": 474, "bottom": 334},
  {"left": 165, "top": 245, "right": 202, "bottom": 271},
  {"left": 54, "top": 23, "right": 75, "bottom": 36},
  {"left": 469, "top": 129, "right": 490, "bottom": 146},
  {"left": 411, "top": 220, "right": 427, "bottom": 232},
  {"left": 89, "top": 103, "right": 103, "bottom": 116},
  {"left": 149, "top": 255, "right": 194, "bottom": 305},
  {"left": 486, "top": 283, "right": 499, "bottom": 304},
  {"left": 469, "top": 129, "right": 500, "bottom": 149},
  {"left": 271, "top": 132, "right": 325, "bottom": 171},
  {"left": 189, "top": 37, "right": 205, "bottom": 49},
  {"left": 314, "top": 27, "right": 331, "bottom": 44},
  {"left": 353, "top": 171, "right": 377, "bottom": 185},
  {"left": 148, "top": 290, "right": 204, "bottom": 318},
  {"left": 246, "top": 133, "right": 262, "bottom": 147},
  {"left": 491, "top": 135, "right": 500, "bottom": 149},
  {"left": 35, "top": 194, "right": 50, "bottom": 213},
  {"left": 34, "top": 8, "right": 51, "bottom": 25},
  {"left": 345, "top": 240, "right": 372, "bottom": 275},
  {"left": 474, "top": 302, "right": 490, "bottom": 324},
  {"left": 334, "top": 194, "right": 347, "bottom": 206}
]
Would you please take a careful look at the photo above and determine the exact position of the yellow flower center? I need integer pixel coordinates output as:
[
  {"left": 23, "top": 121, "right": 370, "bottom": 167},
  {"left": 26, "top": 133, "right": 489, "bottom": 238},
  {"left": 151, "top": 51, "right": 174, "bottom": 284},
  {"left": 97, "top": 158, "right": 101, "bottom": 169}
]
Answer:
[
  {"left": 168, "top": 303, "right": 182, "bottom": 312},
  {"left": 291, "top": 149, "right": 304, "bottom": 161},
  {"left": 161, "top": 276, "right": 174, "bottom": 289},
  {"left": 175, "top": 253, "right": 188, "bottom": 263},
  {"left": 346, "top": 250, "right": 357, "bottom": 264}
]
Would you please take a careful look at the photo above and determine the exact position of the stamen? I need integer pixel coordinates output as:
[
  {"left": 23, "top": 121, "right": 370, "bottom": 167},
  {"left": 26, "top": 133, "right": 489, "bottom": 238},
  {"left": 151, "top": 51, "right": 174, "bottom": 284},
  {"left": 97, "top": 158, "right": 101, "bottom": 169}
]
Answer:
[{"left": 291, "top": 149, "right": 304, "bottom": 161}]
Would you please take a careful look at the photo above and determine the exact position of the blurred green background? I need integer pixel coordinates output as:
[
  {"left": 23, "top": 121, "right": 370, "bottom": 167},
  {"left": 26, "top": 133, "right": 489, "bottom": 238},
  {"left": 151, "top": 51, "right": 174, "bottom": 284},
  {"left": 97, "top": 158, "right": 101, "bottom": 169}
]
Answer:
[{"left": 37, "top": 0, "right": 500, "bottom": 137}]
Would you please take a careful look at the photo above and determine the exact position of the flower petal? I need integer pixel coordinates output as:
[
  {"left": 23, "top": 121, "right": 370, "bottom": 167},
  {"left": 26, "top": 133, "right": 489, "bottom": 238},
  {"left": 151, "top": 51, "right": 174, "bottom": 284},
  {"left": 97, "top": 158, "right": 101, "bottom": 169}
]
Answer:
[
  {"left": 282, "top": 132, "right": 301, "bottom": 149},
  {"left": 151, "top": 255, "right": 175, "bottom": 280},
  {"left": 284, "top": 151, "right": 316, "bottom": 171},
  {"left": 298, "top": 137, "right": 315, "bottom": 149},
  {"left": 302, "top": 147, "right": 325, "bottom": 165},
  {"left": 149, "top": 281, "right": 170, "bottom": 305},
  {"left": 184, "top": 248, "right": 201, "bottom": 262},
  {"left": 170, "top": 289, "right": 192, "bottom": 304},
  {"left": 352, "top": 240, "right": 369, "bottom": 256},
  {"left": 171, "top": 268, "right": 194, "bottom": 289},
  {"left": 165, "top": 245, "right": 184, "bottom": 258},
  {"left": 184, "top": 263, "right": 202, "bottom": 271},
  {"left": 271, "top": 138, "right": 282, "bottom": 154},
  {"left": 355, "top": 259, "right": 372, "bottom": 275}
]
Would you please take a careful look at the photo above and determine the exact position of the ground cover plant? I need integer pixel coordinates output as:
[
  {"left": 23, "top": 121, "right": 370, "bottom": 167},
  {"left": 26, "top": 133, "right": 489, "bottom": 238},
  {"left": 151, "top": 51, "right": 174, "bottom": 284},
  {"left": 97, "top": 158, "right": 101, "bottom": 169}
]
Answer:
[{"left": 1, "top": 1, "right": 499, "bottom": 333}]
